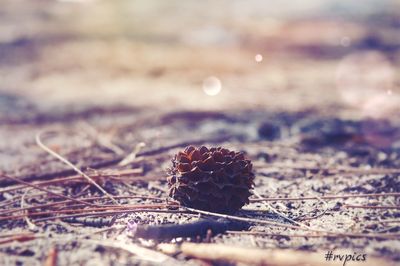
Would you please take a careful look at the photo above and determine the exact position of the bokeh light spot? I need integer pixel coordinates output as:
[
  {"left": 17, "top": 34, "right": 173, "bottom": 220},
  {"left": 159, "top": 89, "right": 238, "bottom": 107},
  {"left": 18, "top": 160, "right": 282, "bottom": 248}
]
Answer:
[
  {"left": 255, "top": 54, "right": 263, "bottom": 63},
  {"left": 202, "top": 76, "right": 222, "bottom": 96}
]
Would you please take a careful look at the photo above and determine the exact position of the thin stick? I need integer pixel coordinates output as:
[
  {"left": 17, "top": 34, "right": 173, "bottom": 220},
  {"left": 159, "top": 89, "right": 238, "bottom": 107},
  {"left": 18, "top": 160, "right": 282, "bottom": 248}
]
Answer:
[
  {"left": 0, "top": 204, "right": 173, "bottom": 221},
  {"left": 294, "top": 195, "right": 330, "bottom": 221},
  {"left": 3, "top": 135, "right": 231, "bottom": 186},
  {"left": 0, "top": 232, "right": 34, "bottom": 238},
  {"left": 0, "top": 176, "right": 84, "bottom": 194},
  {"left": 0, "top": 174, "right": 99, "bottom": 207},
  {"left": 0, "top": 168, "right": 145, "bottom": 194},
  {"left": 44, "top": 247, "right": 58, "bottom": 266},
  {"left": 298, "top": 207, "right": 330, "bottom": 221},
  {"left": 33, "top": 209, "right": 188, "bottom": 223},
  {"left": 269, "top": 163, "right": 400, "bottom": 175},
  {"left": 184, "top": 207, "right": 400, "bottom": 239},
  {"left": 0, "top": 195, "right": 165, "bottom": 216},
  {"left": 119, "top": 142, "right": 146, "bottom": 166},
  {"left": 184, "top": 207, "right": 313, "bottom": 231},
  {"left": 343, "top": 205, "right": 400, "bottom": 210},
  {"left": 227, "top": 230, "right": 400, "bottom": 239},
  {"left": 250, "top": 192, "right": 400, "bottom": 202},
  {"left": 79, "top": 121, "right": 125, "bottom": 155},
  {"left": 228, "top": 230, "right": 326, "bottom": 238},
  {"left": 376, "top": 219, "right": 400, "bottom": 224},
  {"left": 0, "top": 192, "right": 48, "bottom": 209},
  {"left": 0, "top": 233, "right": 37, "bottom": 245},
  {"left": 253, "top": 190, "right": 312, "bottom": 229},
  {"left": 21, "top": 188, "right": 37, "bottom": 230},
  {"left": 35, "top": 131, "right": 120, "bottom": 205}
]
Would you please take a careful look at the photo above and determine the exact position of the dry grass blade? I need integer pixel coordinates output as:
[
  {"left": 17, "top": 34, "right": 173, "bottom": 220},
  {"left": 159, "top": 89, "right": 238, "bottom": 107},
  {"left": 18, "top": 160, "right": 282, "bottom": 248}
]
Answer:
[
  {"left": 184, "top": 207, "right": 400, "bottom": 239},
  {"left": 0, "top": 195, "right": 165, "bottom": 216},
  {"left": 343, "top": 204, "right": 400, "bottom": 210},
  {"left": 269, "top": 163, "right": 400, "bottom": 175},
  {"left": 0, "top": 168, "right": 144, "bottom": 194},
  {"left": 118, "top": 142, "right": 146, "bottom": 166},
  {"left": 253, "top": 190, "right": 312, "bottom": 229},
  {"left": 0, "top": 233, "right": 38, "bottom": 245},
  {"left": 21, "top": 188, "right": 37, "bottom": 230},
  {"left": 184, "top": 207, "right": 312, "bottom": 230},
  {"left": 250, "top": 192, "right": 400, "bottom": 202},
  {"left": 79, "top": 121, "right": 125, "bottom": 155},
  {"left": 0, "top": 173, "right": 98, "bottom": 207},
  {"left": 33, "top": 209, "right": 187, "bottom": 223},
  {"left": 35, "top": 130, "right": 120, "bottom": 205},
  {"left": 11, "top": 135, "right": 231, "bottom": 185},
  {"left": 0, "top": 203, "right": 174, "bottom": 222},
  {"left": 227, "top": 230, "right": 400, "bottom": 239}
]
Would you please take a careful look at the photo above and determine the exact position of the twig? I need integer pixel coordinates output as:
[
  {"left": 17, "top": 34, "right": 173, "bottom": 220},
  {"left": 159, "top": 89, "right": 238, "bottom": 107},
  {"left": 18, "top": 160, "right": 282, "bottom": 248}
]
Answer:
[
  {"left": 44, "top": 247, "right": 58, "bottom": 266},
  {"left": 3, "top": 135, "right": 231, "bottom": 185},
  {"left": 0, "top": 176, "right": 83, "bottom": 194},
  {"left": 0, "top": 232, "right": 34, "bottom": 238},
  {"left": 253, "top": 190, "right": 311, "bottom": 229},
  {"left": 376, "top": 219, "right": 400, "bottom": 224},
  {"left": 0, "top": 204, "right": 174, "bottom": 222},
  {"left": 297, "top": 207, "right": 330, "bottom": 221},
  {"left": 228, "top": 230, "right": 325, "bottom": 238},
  {"left": 33, "top": 209, "right": 188, "bottom": 223},
  {"left": 250, "top": 192, "right": 400, "bottom": 202},
  {"left": 269, "top": 163, "right": 400, "bottom": 175},
  {"left": 21, "top": 188, "right": 37, "bottom": 230},
  {"left": 79, "top": 121, "right": 125, "bottom": 155},
  {"left": 0, "top": 174, "right": 99, "bottom": 207},
  {"left": 227, "top": 230, "right": 400, "bottom": 239},
  {"left": 252, "top": 190, "right": 337, "bottom": 239},
  {"left": 0, "top": 168, "right": 145, "bottom": 194},
  {"left": 35, "top": 131, "right": 120, "bottom": 205},
  {"left": 294, "top": 195, "right": 330, "bottom": 221},
  {"left": 0, "top": 195, "right": 164, "bottom": 216},
  {"left": 343, "top": 204, "right": 400, "bottom": 210},
  {"left": 183, "top": 207, "right": 400, "bottom": 239},
  {"left": 376, "top": 226, "right": 400, "bottom": 234},
  {"left": 118, "top": 142, "right": 146, "bottom": 166},
  {"left": 183, "top": 207, "right": 312, "bottom": 231},
  {"left": 0, "top": 233, "right": 37, "bottom": 245}
]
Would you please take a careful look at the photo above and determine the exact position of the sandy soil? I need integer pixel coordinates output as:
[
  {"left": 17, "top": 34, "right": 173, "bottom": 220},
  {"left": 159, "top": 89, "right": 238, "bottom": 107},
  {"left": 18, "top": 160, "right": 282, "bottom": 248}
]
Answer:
[{"left": 1, "top": 1, "right": 400, "bottom": 265}]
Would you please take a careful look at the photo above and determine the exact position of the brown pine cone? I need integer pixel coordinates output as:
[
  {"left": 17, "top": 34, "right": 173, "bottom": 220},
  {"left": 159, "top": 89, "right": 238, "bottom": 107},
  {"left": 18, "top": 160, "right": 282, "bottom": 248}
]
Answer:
[{"left": 167, "top": 146, "right": 255, "bottom": 213}]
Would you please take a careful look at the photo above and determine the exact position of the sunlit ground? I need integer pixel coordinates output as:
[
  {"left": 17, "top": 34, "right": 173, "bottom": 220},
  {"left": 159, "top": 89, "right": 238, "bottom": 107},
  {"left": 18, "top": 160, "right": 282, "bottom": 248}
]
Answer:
[{"left": 1, "top": 2, "right": 400, "bottom": 265}]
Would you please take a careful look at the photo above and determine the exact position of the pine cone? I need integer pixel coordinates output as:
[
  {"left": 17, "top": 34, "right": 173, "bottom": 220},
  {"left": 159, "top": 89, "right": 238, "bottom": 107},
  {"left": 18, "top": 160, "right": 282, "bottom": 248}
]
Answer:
[{"left": 167, "top": 146, "right": 255, "bottom": 213}]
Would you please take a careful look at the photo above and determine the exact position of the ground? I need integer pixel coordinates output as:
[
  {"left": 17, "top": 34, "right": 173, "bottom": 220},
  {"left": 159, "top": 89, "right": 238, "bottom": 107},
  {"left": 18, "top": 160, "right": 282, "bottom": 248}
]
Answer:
[{"left": 0, "top": 1, "right": 399, "bottom": 265}]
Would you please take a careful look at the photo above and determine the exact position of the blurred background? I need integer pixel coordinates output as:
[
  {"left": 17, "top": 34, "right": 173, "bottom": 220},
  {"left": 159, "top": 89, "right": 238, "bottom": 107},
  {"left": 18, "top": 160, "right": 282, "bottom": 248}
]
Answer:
[{"left": 1, "top": 0, "right": 400, "bottom": 118}]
